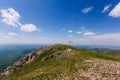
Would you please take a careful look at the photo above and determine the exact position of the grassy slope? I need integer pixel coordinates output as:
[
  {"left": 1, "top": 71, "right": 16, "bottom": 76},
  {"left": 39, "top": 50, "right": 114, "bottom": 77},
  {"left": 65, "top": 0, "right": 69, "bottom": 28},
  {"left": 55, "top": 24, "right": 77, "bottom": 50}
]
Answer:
[{"left": 3, "top": 45, "right": 120, "bottom": 80}]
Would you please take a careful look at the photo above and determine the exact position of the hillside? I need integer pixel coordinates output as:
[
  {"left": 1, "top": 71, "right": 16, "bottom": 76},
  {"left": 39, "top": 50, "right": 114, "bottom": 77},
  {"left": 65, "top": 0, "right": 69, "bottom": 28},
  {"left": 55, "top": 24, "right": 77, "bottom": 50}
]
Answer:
[
  {"left": 91, "top": 48, "right": 120, "bottom": 58},
  {"left": 0, "top": 44, "right": 120, "bottom": 80}
]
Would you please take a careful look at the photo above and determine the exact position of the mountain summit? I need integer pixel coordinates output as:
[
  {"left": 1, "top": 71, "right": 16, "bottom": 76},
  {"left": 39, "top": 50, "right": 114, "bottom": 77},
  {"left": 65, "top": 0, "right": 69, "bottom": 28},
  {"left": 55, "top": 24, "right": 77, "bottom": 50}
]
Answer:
[{"left": 0, "top": 44, "right": 120, "bottom": 80}]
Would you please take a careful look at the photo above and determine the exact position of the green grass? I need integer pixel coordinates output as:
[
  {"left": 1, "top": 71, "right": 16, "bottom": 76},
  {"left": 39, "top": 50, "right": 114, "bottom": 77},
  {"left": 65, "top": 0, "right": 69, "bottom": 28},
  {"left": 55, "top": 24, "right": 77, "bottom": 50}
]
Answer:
[{"left": 3, "top": 44, "right": 120, "bottom": 80}]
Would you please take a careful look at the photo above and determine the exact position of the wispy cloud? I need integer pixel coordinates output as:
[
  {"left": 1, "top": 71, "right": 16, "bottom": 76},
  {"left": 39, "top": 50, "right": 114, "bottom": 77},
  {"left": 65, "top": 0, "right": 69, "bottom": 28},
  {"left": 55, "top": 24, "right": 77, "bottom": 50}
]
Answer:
[
  {"left": 102, "top": 4, "right": 112, "bottom": 13},
  {"left": 109, "top": 2, "right": 120, "bottom": 18},
  {"left": 75, "top": 27, "right": 96, "bottom": 36},
  {"left": 69, "top": 33, "right": 120, "bottom": 45},
  {"left": 76, "top": 31, "right": 82, "bottom": 34},
  {"left": 82, "top": 7, "right": 93, "bottom": 13},
  {"left": 8, "top": 32, "right": 19, "bottom": 36},
  {"left": 89, "top": 33, "right": 120, "bottom": 45},
  {"left": 68, "top": 30, "right": 73, "bottom": 33},
  {"left": 83, "top": 31, "right": 96, "bottom": 36},
  {"left": 68, "top": 29, "right": 73, "bottom": 37},
  {"left": 90, "top": 33, "right": 120, "bottom": 40},
  {"left": 0, "top": 32, "right": 19, "bottom": 39},
  {"left": 0, "top": 8, "right": 39, "bottom": 32}
]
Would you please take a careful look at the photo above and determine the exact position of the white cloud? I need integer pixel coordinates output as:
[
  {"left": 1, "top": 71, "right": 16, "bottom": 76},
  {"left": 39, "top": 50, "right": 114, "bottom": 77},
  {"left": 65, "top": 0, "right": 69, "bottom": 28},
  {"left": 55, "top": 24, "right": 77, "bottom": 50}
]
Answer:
[
  {"left": 20, "top": 24, "right": 38, "bottom": 32},
  {"left": 82, "top": 7, "right": 93, "bottom": 13},
  {"left": 76, "top": 31, "right": 82, "bottom": 34},
  {"left": 83, "top": 31, "right": 96, "bottom": 36},
  {"left": 0, "top": 8, "right": 21, "bottom": 27},
  {"left": 8, "top": 32, "right": 19, "bottom": 36},
  {"left": 68, "top": 30, "right": 73, "bottom": 33},
  {"left": 109, "top": 2, "right": 120, "bottom": 17},
  {"left": 0, "top": 8, "right": 39, "bottom": 32},
  {"left": 102, "top": 4, "right": 111, "bottom": 13}
]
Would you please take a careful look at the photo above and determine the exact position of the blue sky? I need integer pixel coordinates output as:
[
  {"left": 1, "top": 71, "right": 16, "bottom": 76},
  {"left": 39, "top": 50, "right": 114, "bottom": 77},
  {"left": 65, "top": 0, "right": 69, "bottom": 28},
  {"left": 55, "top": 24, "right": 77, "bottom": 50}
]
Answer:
[{"left": 0, "top": 0, "right": 120, "bottom": 45}]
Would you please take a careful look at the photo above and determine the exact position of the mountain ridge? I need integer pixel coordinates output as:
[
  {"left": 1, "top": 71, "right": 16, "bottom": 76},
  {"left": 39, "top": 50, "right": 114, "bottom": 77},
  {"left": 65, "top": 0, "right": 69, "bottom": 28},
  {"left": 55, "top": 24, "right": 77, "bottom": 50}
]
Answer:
[
  {"left": 0, "top": 44, "right": 120, "bottom": 80},
  {"left": 0, "top": 44, "right": 61, "bottom": 79}
]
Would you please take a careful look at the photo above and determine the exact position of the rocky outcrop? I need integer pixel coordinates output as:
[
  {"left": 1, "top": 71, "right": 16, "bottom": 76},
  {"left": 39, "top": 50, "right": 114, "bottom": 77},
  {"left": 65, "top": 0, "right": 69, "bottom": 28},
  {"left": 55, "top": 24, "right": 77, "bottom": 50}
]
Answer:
[
  {"left": 79, "top": 59, "right": 120, "bottom": 80},
  {"left": 54, "top": 59, "right": 120, "bottom": 80},
  {"left": 0, "top": 45, "right": 60, "bottom": 79}
]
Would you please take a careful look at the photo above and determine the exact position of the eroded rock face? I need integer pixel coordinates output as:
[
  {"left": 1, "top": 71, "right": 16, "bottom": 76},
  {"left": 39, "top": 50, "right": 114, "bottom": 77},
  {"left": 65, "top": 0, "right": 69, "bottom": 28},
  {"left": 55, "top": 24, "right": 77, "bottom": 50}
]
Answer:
[{"left": 0, "top": 45, "right": 57, "bottom": 80}]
